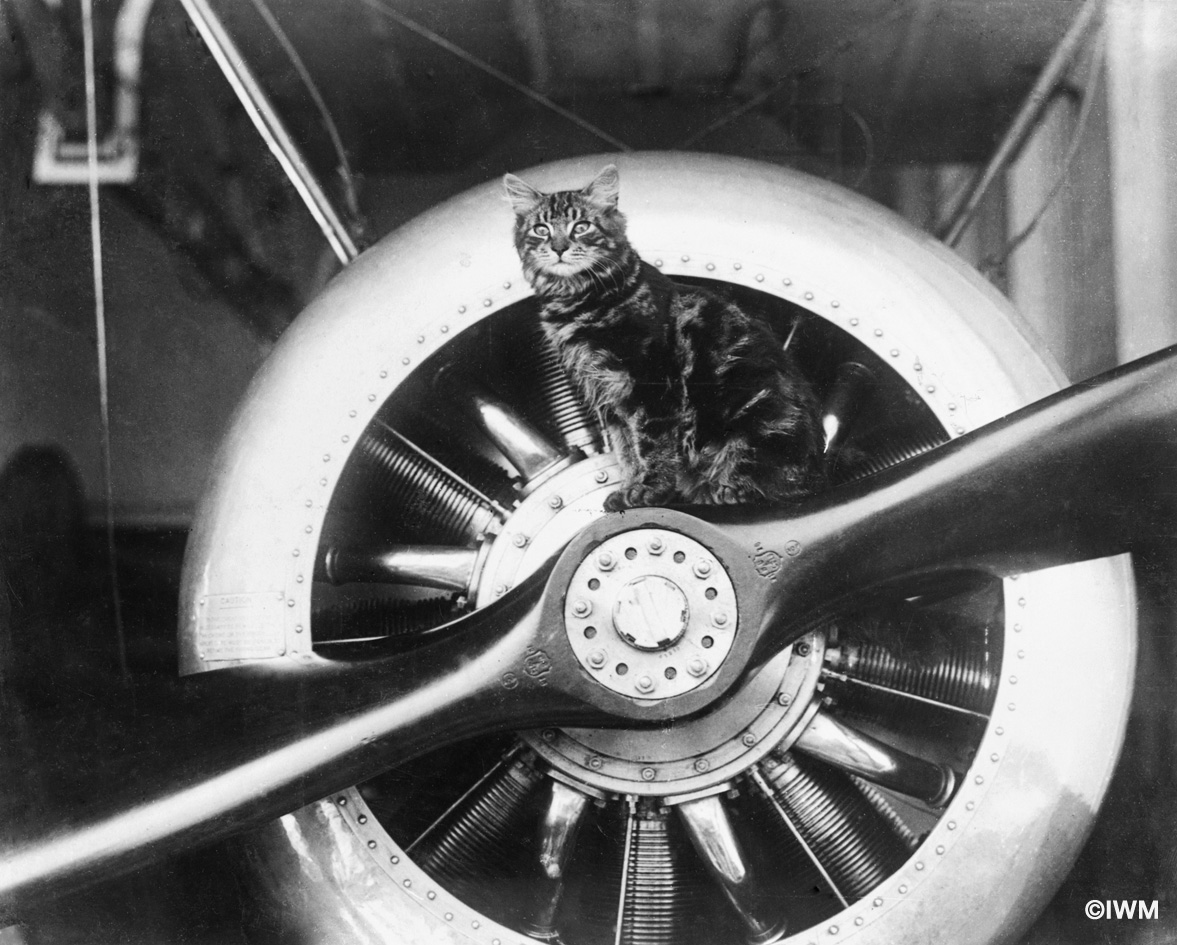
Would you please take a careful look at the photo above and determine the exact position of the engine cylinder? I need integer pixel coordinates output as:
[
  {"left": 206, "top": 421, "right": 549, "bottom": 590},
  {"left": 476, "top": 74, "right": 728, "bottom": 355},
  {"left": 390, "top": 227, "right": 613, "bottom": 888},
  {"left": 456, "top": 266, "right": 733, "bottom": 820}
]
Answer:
[
  {"left": 519, "top": 320, "right": 601, "bottom": 455},
  {"left": 411, "top": 754, "right": 546, "bottom": 922},
  {"left": 311, "top": 595, "right": 458, "bottom": 643},
  {"left": 759, "top": 752, "right": 911, "bottom": 902},
  {"left": 349, "top": 425, "right": 502, "bottom": 545}
]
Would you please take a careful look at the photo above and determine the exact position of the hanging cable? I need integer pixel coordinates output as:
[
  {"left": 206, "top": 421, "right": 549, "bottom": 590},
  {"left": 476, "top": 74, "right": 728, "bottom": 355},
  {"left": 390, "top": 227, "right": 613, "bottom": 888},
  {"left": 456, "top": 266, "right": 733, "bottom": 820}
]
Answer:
[
  {"left": 353, "top": 0, "right": 632, "bottom": 153},
  {"left": 980, "top": 27, "right": 1107, "bottom": 277},
  {"left": 246, "top": 0, "right": 364, "bottom": 237},
  {"left": 81, "top": 0, "right": 128, "bottom": 680},
  {"left": 677, "top": 2, "right": 910, "bottom": 150},
  {"left": 177, "top": 0, "right": 358, "bottom": 264}
]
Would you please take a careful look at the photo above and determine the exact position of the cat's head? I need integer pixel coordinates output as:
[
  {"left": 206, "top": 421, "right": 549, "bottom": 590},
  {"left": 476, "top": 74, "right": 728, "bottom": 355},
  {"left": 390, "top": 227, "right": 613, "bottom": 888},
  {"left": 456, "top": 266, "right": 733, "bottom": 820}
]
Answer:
[{"left": 503, "top": 165, "right": 628, "bottom": 294}]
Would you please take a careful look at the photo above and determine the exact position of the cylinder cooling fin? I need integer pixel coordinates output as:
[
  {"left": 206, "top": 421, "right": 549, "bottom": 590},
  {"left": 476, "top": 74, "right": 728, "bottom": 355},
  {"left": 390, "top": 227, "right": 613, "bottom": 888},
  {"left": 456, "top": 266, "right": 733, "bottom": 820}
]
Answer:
[{"left": 179, "top": 154, "right": 1136, "bottom": 945}]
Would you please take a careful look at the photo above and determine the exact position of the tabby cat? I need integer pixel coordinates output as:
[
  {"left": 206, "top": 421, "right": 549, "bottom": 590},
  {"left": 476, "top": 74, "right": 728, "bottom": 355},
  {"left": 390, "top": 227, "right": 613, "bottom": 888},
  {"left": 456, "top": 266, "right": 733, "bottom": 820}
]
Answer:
[{"left": 504, "top": 165, "right": 823, "bottom": 510}]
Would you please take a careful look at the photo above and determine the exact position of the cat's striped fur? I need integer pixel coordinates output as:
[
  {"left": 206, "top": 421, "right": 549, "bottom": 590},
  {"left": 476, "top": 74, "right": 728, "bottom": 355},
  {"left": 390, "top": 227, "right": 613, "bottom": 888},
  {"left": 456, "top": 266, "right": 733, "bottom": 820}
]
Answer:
[{"left": 505, "top": 165, "right": 823, "bottom": 509}]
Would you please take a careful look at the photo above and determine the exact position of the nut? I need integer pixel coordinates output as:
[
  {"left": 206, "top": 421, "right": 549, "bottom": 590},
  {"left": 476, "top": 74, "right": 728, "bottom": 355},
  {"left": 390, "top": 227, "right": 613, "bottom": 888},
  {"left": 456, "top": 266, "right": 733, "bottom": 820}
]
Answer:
[
  {"left": 512, "top": 533, "right": 528, "bottom": 548},
  {"left": 571, "top": 599, "right": 592, "bottom": 618},
  {"left": 712, "top": 611, "right": 729, "bottom": 628},
  {"left": 741, "top": 733, "right": 757, "bottom": 747},
  {"left": 588, "top": 756, "right": 604, "bottom": 770},
  {"left": 692, "top": 559, "right": 713, "bottom": 578},
  {"left": 641, "top": 767, "right": 657, "bottom": 781},
  {"left": 636, "top": 675, "right": 655, "bottom": 693},
  {"left": 777, "top": 692, "right": 792, "bottom": 707},
  {"left": 647, "top": 536, "right": 665, "bottom": 555},
  {"left": 694, "top": 759, "right": 710, "bottom": 773},
  {"left": 686, "top": 657, "right": 709, "bottom": 678},
  {"left": 587, "top": 649, "right": 607, "bottom": 669},
  {"left": 548, "top": 495, "right": 564, "bottom": 510},
  {"left": 596, "top": 551, "right": 616, "bottom": 571}
]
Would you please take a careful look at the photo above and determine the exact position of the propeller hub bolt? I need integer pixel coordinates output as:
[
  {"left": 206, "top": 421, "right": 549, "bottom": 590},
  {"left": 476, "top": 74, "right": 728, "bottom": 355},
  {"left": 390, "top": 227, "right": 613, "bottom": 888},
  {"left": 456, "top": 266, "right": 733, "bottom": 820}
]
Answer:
[
  {"left": 796, "top": 642, "right": 811, "bottom": 656},
  {"left": 636, "top": 674, "right": 655, "bottom": 693},
  {"left": 694, "top": 759, "right": 710, "bottom": 772},
  {"left": 692, "top": 559, "right": 713, "bottom": 578},
  {"left": 712, "top": 611, "right": 729, "bottom": 627},
  {"left": 548, "top": 495, "right": 564, "bottom": 509},
  {"left": 741, "top": 732, "right": 757, "bottom": 747},
  {"left": 596, "top": 551, "right": 616, "bottom": 571},
  {"left": 594, "top": 469, "right": 610, "bottom": 483},
  {"left": 571, "top": 598, "right": 592, "bottom": 617},
  {"left": 647, "top": 536, "right": 664, "bottom": 554},
  {"left": 777, "top": 692, "right": 792, "bottom": 706},
  {"left": 687, "top": 657, "right": 709, "bottom": 677},
  {"left": 588, "top": 756, "right": 603, "bottom": 769},
  {"left": 641, "top": 767, "right": 656, "bottom": 781},
  {"left": 512, "top": 533, "right": 529, "bottom": 548},
  {"left": 587, "top": 649, "right": 607, "bottom": 669}
]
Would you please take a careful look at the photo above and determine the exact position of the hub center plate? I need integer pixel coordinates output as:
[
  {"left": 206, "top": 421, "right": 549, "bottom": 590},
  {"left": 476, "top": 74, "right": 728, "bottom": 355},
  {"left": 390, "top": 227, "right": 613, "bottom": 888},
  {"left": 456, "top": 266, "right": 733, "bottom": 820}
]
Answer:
[{"left": 564, "top": 527, "right": 737, "bottom": 701}]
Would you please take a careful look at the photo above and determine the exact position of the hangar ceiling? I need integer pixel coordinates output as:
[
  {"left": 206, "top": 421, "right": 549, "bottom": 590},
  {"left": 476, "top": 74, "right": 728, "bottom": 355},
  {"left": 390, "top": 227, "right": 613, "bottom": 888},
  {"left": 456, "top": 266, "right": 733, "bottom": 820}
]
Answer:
[{"left": 0, "top": 0, "right": 1082, "bottom": 339}]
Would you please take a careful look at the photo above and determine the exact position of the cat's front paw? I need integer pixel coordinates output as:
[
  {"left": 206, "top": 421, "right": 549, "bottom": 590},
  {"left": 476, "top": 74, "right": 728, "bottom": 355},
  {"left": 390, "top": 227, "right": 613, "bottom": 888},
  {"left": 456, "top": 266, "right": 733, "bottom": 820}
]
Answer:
[
  {"left": 605, "top": 483, "right": 674, "bottom": 511},
  {"left": 603, "top": 489, "right": 632, "bottom": 512}
]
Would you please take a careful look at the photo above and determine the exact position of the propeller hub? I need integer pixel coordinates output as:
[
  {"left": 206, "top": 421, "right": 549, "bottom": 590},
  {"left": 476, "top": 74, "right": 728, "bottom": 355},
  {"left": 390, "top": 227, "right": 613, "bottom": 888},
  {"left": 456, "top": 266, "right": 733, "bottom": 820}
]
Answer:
[{"left": 563, "top": 527, "right": 737, "bottom": 702}]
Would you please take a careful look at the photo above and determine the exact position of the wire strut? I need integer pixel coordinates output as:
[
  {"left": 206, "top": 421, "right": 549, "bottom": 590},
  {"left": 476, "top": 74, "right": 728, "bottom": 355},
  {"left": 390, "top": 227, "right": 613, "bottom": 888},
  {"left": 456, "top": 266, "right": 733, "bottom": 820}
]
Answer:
[{"left": 82, "top": 0, "right": 128, "bottom": 680}]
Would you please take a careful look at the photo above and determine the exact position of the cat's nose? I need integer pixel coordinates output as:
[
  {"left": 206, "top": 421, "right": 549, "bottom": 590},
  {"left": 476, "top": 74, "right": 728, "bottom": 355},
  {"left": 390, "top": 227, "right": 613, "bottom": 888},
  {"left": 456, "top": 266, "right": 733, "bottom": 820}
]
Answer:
[{"left": 551, "top": 235, "right": 571, "bottom": 257}]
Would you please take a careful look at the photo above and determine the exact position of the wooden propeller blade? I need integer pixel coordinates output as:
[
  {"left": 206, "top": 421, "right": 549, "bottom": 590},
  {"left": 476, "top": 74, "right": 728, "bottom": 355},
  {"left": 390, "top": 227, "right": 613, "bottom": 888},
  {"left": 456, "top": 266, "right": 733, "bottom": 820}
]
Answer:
[
  {"left": 710, "top": 342, "right": 1177, "bottom": 659},
  {"left": 0, "top": 560, "right": 607, "bottom": 917}
]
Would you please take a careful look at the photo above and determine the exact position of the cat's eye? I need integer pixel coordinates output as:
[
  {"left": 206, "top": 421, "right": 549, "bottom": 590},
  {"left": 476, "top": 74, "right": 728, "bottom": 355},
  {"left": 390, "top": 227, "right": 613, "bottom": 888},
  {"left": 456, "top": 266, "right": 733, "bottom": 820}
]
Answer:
[
  {"left": 571, "top": 221, "right": 594, "bottom": 236},
  {"left": 531, "top": 224, "right": 550, "bottom": 238}
]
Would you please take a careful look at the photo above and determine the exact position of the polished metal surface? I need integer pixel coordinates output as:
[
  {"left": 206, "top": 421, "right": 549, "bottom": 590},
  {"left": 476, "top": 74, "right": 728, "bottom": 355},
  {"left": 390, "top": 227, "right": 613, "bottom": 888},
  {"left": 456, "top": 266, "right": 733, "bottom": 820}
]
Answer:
[
  {"left": 446, "top": 373, "right": 569, "bottom": 485},
  {"left": 676, "top": 794, "right": 787, "bottom": 944},
  {"left": 319, "top": 544, "right": 478, "bottom": 592},
  {"left": 793, "top": 708, "right": 956, "bottom": 807}
]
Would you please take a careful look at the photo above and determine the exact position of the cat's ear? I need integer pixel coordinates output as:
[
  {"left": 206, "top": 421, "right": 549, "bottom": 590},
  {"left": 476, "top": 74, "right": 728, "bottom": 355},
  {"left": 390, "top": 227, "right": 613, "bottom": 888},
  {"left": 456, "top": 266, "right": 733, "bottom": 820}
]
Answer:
[
  {"left": 582, "top": 164, "right": 620, "bottom": 210},
  {"left": 502, "top": 173, "right": 543, "bottom": 215}
]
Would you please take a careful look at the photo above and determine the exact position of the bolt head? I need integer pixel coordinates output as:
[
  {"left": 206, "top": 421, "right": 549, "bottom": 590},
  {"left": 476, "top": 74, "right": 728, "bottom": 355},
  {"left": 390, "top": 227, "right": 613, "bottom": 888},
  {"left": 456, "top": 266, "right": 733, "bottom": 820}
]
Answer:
[
  {"left": 587, "top": 649, "right": 607, "bottom": 669},
  {"left": 512, "top": 533, "right": 528, "bottom": 548},
  {"left": 641, "top": 767, "right": 656, "bottom": 781},
  {"left": 543, "top": 729, "right": 557, "bottom": 741},
  {"left": 571, "top": 598, "right": 592, "bottom": 618},
  {"left": 647, "top": 537, "right": 664, "bottom": 554},
  {"left": 712, "top": 611, "right": 729, "bottom": 628},
  {"left": 594, "top": 470, "right": 609, "bottom": 483},
  {"left": 588, "top": 756, "right": 603, "bottom": 770},
  {"left": 686, "top": 657, "right": 708, "bottom": 677},
  {"left": 741, "top": 732, "right": 757, "bottom": 747},
  {"left": 795, "top": 642, "right": 811, "bottom": 656},
  {"left": 596, "top": 551, "right": 616, "bottom": 571},
  {"left": 548, "top": 495, "right": 564, "bottom": 510},
  {"left": 692, "top": 559, "right": 713, "bottom": 578},
  {"left": 693, "top": 759, "right": 710, "bottom": 773},
  {"left": 777, "top": 692, "right": 792, "bottom": 706},
  {"left": 636, "top": 674, "right": 655, "bottom": 693}
]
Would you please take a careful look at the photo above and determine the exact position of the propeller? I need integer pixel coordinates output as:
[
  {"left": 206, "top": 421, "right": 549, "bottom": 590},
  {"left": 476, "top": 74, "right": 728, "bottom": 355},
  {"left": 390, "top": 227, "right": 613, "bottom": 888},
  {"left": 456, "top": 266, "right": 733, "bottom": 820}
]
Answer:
[{"left": 3, "top": 342, "right": 1175, "bottom": 919}]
